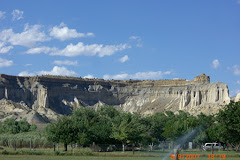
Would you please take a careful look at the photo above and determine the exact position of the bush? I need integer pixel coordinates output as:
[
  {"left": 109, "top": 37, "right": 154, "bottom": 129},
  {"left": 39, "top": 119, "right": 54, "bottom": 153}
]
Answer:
[
  {"left": 2, "top": 150, "right": 9, "bottom": 155},
  {"left": 55, "top": 151, "right": 60, "bottom": 155},
  {"left": 75, "top": 148, "right": 93, "bottom": 156},
  {"left": 20, "top": 150, "right": 44, "bottom": 155}
]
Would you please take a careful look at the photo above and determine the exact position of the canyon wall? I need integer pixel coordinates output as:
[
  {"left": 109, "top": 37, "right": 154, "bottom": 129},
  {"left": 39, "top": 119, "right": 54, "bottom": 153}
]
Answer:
[{"left": 0, "top": 73, "right": 230, "bottom": 124}]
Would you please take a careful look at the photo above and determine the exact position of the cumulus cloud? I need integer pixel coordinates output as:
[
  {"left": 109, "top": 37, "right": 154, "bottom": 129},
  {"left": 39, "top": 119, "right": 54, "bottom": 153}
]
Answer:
[
  {"left": 233, "top": 65, "right": 240, "bottom": 76},
  {"left": 119, "top": 55, "right": 129, "bottom": 63},
  {"left": 50, "top": 23, "right": 94, "bottom": 41},
  {"left": 84, "top": 74, "right": 95, "bottom": 79},
  {"left": 103, "top": 70, "right": 172, "bottom": 80},
  {"left": 129, "top": 36, "right": 143, "bottom": 48},
  {"left": 212, "top": 59, "right": 220, "bottom": 69},
  {"left": 0, "top": 58, "right": 13, "bottom": 68},
  {"left": 50, "top": 42, "right": 130, "bottom": 57},
  {"left": 0, "top": 24, "right": 50, "bottom": 47},
  {"left": 38, "top": 66, "right": 77, "bottom": 76},
  {"left": 0, "top": 42, "right": 13, "bottom": 53},
  {"left": 18, "top": 71, "right": 35, "bottom": 76},
  {"left": 12, "top": 9, "right": 24, "bottom": 21},
  {"left": 18, "top": 66, "right": 77, "bottom": 77},
  {"left": 0, "top": 11, "right": 6, "bottom": 19},
  {"left": 26, "top": 46, "right": 57, "bottom": 54},
  {"left": 53, "top": 60, "right": 78, "bottom": 66}
]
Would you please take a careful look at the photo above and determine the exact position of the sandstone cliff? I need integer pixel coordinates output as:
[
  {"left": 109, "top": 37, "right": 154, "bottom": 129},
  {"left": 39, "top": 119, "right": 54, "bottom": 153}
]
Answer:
[{"left": 0, "top": 73, "right": 230, "bottom": 124}]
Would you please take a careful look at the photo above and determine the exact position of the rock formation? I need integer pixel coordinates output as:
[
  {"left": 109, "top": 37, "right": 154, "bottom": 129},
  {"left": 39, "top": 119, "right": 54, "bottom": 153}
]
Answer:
[
  {"left": 235, "top": 93, "right": 240, "bottom": 102},
  {"left": 0, "top": 73, "right": 230, "bottom": 124}
]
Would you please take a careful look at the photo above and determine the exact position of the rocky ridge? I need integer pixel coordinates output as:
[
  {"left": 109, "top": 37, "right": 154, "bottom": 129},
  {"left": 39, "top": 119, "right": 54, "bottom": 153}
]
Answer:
[{"left": 0, "top": 73, "right": 231, "bottom": 124}]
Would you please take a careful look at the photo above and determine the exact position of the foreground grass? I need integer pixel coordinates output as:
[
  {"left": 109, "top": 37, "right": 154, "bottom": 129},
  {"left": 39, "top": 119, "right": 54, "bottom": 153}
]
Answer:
[
  {"left": 0, "top": 147, "right": 240, "bottom": 160},
  {"left": 0, "top": 155, "right": 161, "bottom": 160},
  {"left": 1, "top": 155, "right": 240, "bottom": 160}
]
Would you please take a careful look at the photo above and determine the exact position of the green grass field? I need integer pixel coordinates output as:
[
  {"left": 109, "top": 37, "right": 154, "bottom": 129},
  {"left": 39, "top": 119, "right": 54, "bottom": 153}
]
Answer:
[
  {"left": 1, "top": 155, "right": 240, "bottom": 160},
  {"left": 0, "top": 148, "right": 239, "bottom": 160}
]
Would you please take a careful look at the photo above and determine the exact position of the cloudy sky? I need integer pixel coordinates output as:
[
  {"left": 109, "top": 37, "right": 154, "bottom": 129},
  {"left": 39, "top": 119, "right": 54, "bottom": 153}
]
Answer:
[{"left": 0, "top": 0, "right": 240, "bottom": 96}]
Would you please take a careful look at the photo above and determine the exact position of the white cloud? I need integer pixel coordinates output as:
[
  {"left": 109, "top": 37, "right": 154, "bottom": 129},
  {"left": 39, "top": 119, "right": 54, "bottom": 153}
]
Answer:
[
  {"left": 103, "top": 73, "right": 128, "bottom": 80},
  {"left": 237, "top": 81, "right": 240, "bottom": 85},
  {"left": 18, "top": 71, "right": 35, "bottom": 76},
  {"left": 233, "top": 65, "right": 240, "bottom": 76},
  {"left": 129, "top": 36, "right": 143, "bottom": 48},
  {"left": 26, "top": 46, "right": 57, "bottom": 54},
  {"left": 38, "top": 66, "right": 77, "bottom": 76},
  {"left": 50, "top": 42, "right": 130, "bottom": 57},
  {"left": 12, "top": 9, "right": 24, "bottom": 21},
  {"left": 50, "top": 22, "right": 94, "bottom": 41},
  {"left": 25, "top": 64, "right": 32, "bottom": 67},
  {"left": 0, "top": 11, "right": 6, "bottom": 19},
  {"left": 18, "top": 66, "right": 77, "bottom": 77},
  {"left": 84, "top": 74, "right": 95, "bottom": 79},
  {"left": 212, "top": 59, "right": 220, "bottom": 69},
  {"left": 129, "top": 36, "right": 140, "bottom": 40},
  {"left": 103, "top": 70, "right": 172, "bottom": 80},
  {"left": 0, "top": 58, "right": 13, "bottom": 68},
  {"left": 119, "top": 55, "right": 129, "bottom": 63},
  {"left": 0, "top": 42, "right": 13, "bottom": 53},
  {"left": 53, "top": 60, "right": 78, "bottom": 66},
  {"left": 0, "top": 24, "right": 50, "bottom": 47},
  {"left": 164, "top": 71, "right": 172, "bottom": 75}
]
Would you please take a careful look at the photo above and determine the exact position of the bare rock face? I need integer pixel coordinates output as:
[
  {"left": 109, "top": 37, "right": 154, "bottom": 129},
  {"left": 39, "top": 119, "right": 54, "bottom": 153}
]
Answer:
[
  {"left": 193, "top": 73, "right": 210, "bottom": 83},
  {"left": 235, "top": 93, "right": 240, "bottom": 102},
  {"left": 0, "top": 74, "right": 230, "bottom": 123}
]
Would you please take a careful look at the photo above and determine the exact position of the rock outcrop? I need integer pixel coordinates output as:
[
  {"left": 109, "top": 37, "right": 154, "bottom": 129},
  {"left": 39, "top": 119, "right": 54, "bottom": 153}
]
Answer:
[
  {"left": 0, "top": 73, "right": 230, "bottom": 124},
  {"left": 235, "top": 93, "right": 240, "bottom": 102}
]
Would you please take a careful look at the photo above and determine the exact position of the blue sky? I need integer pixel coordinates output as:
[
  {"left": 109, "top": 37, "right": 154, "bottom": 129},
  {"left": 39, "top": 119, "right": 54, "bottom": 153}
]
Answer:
[{"left": 0, "top": 0, "right": 240, "bottom": 96}]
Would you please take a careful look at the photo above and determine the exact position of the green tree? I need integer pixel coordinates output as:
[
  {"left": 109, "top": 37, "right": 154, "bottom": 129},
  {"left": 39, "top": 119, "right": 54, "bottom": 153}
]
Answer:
[
  {"left": 2, "top": 118, "right": 20, "bottom": 134},
  {"left": 162, "top": 111, "right": 199, "bottom": 141},
  {"left": 216, "top": 101, "right": 240, "bottom": 151},
  {"left": 193, "top": 113, "right": 216, "bottom": 145},
  {"left": 111, "top": 112, "right": 147, "bottom": 152},
  {"left": 18, "top": 118, "right": 31, "bottom": 132},
  {"left": 46, "top": 123, "right": 60, "bottom": 151},
  {"left": 146, "top": 111, "right": 175, "bottom": 143},
  {"left": 71, "top": 107, "right": 99, "bottom": 145},
  {"left": 46, "top": 116, "right": 77, "bottom": 151}
]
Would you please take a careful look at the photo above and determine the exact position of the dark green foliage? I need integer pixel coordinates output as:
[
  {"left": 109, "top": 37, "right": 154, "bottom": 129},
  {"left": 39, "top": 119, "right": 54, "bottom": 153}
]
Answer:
[
  {"left": 46, "top": 116, "right": 77, "bottom": 151},
  {"left": 2, "top": 150, "right": 9, "bottom": 155},
  {"left": 111, "top": 112, "right": 148, "bottom": 145},
  {"left": 162, "top": 111, "right": 199, "bottom": 141},
  {"left": 0, "top": 118, "right": 36, "bottom": 134},
  {"left": 193, "top": 113, "right": 216, "bottom": 144},
  {"left": 41, "top": 103, "right": 240, "bottom": 150},
  {"left": 145, "top": 112, "right": 174, "bottom": 143},
  {"left": 216, "top": 102, "right": 240, "bottom": 148}
]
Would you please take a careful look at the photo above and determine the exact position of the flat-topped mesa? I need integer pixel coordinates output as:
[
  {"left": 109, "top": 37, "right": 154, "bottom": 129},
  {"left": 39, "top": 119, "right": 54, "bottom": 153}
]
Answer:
[
  {"left": 193, "top": 73, "right": 210, "bottom": 83},
  {"left": 0, "top": 73, "right": 229, "bottom": 124}
]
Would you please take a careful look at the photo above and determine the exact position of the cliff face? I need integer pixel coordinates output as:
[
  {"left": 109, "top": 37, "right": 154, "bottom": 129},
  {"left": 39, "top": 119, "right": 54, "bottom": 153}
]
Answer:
[{"left": 0, "top": 73, "right": 230, "bottom": 124}]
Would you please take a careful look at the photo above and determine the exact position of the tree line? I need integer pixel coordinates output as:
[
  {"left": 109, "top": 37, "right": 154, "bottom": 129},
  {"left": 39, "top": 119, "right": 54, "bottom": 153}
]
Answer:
[
  {"left": 46, "top": 101, "right": 240, "bottom": 152},
  {"left": 0, "top": 101, "right": 240, "bottom": 152}
]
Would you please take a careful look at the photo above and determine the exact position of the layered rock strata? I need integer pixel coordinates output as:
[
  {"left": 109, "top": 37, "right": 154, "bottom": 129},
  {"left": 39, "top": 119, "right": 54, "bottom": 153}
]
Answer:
[{"left": 0, "top": 73, "right": 230, "bottom": 124}]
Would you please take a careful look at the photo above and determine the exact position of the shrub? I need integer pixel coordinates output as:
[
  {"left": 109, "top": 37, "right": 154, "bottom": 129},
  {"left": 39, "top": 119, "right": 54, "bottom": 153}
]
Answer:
[
  {"left": 2, "top": 150, "right": 9, "bottom": 155},
  {"left": 55, "top": 151, "right": 60, "bottom": 155}
]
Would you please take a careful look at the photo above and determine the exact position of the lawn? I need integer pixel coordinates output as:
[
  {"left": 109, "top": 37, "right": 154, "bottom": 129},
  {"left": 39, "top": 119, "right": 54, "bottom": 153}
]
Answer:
[
  {"left": 0, "top": 148, "right": 240, "bottom": 160},
  {"left": 1, "top": 154, "right": 240, "bottom": 160}
]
